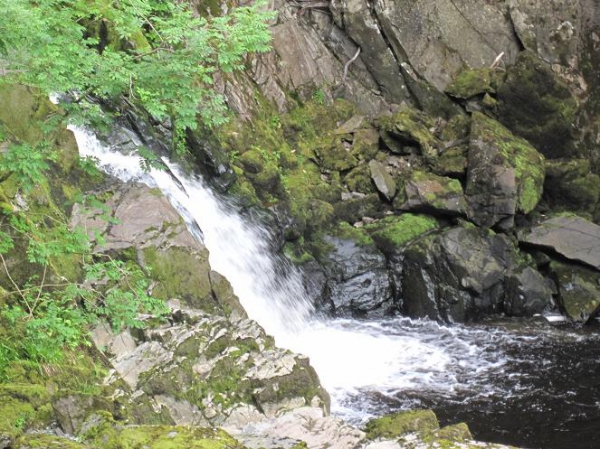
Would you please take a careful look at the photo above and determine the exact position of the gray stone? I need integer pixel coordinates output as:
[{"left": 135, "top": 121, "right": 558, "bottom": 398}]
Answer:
[
  {"left": 373, "top": 0, "right": 520, "bottom": 90},
  {"left": 520, "top": 216, "right": 600, "bottom": 270},
  {"left": 505, "top": 267, "right": 554, "bottom": 316},
  {"left": 369, "top": 160, "right": 397, "bottom": 201},
  {"left": 509, "top": 0, "right": 581, "bottom": 69},
  {"left": 324, "top": 236, "right": 393, "bottom": 317}
]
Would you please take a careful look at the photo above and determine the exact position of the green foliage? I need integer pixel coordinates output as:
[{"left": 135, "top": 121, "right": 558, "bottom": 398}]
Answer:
[
  {"left": 0, "top": 143, "right": 168, "bottom": 378},
  {"left": 0, "top": 0, "right": 274, "bottom": 149}
]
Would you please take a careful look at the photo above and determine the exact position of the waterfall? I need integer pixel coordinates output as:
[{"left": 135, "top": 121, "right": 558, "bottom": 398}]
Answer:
[{"left": 69, "top": 125, "right": 542, "bottom": 425}]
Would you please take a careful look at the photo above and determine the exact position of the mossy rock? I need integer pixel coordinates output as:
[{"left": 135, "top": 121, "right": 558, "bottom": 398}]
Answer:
[
  {"left": 431, "top": 422, "right": 473, "bottom": 442},
  {"left": 434, "top": 146, "right": 468, "bottom": 177},
  {"left": 350, "top": 127, "right": 381, "bottom": 162},
  {"left": 344, "top": 164, "right": 375, "bottom": 194},
  {"left": 469, "top": 112, "right": 545, "bottom": 215},
  {"left": 333, "top": 194, "right": 384, "bottom": 224},
  {"left": 142, "top": 246, "right": 217, "bottom": 313},
  {"left": 88, "top": 425, "right": 246, "bottom": 449},
  {"left": 445, "top": 68, "right": 495, "bottom": 99},
  {"left": 0, "top": 383, "right": 53, "bottom": 443},
  {"left": 365, "top": 214, "right": 438, "bottom": 255},
  {"left": 440, "top": 114, "right": 471, "bottom": 143},
  {"left": 544, "top": 159, "right": 600, "bottom": 213},
  {"left": 15, "top": 434, "right": 91, "bottom": 449},
  {"left": 365, "top": 409, "right": 440, "bottom": 440},
  {"left": 376, "top": 105, "right": 439, "bottom": 161},
  {"left": 314, "top": 137, "right": 359, "bottom": 172},
  {"left": 497, "top": 51, "right": 578, "bottom": 158},
  {"left": 332, "top": 222, "right": 375, "bottom": 247},
  {"left": 395, "top": 171, "right": 467, "bottom": 216}
]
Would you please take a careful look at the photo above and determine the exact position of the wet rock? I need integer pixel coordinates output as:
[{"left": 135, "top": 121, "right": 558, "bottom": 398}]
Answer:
[
  {"left": 323, "top": 233, "right": 392, "bottom": 317},
  {"left": 497, "top": 51, "right": 578, "bottom": 159},
  {"left": 519, "top": 216, "right": 600, "bottom": 270},
  {"left": 505, "top": 267, "right": 554, "bottom": 316},
  {"left": 395, "top": 171, "right": 467, "bottom": 217},
  {"left": 551, "top": 261, "right": 600, "bottom": 322},
  {"left": 368, "top": 160, "right": 397, "bottom": 201},
  {"left": 466, "top": 112, "right": 545, "bottom": 229},
  {"left": 401, "top": 226, "right": 520, "bottom": 322}
]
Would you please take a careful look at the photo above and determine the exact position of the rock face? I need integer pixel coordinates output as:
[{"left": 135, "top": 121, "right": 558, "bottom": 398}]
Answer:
[{"left": 520, "top": 216, "right": 600, "bottom": 270}]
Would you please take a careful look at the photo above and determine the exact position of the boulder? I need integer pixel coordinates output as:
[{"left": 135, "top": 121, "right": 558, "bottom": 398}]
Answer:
[
  {"left": 395, "top": 171, "right": 467, "bottom": 217},
  {"left": 465, "top": 112, "right": 545, "bottom": 229},
  {"left": 445, "top": 68, "right": 496, "bottom": 100},
  {"left": 520, "top": 216, "right": 600, "bottom": 270},
  {"left": 505, "top": 266, "right": 555, "bottom": 316},
  {"left": 400, "top": 226, "right": 547, "bottom": 322},
  {"left": 551, "top": 261, "right": 600, "bottom": 322},
  {"left": 368, "top": 160, "right": 397, "bottom": 201},
  {"left": 365, "top": 214, "right": 439, "bottom": 256},
  {"left": 323, "top": 229, "right": 393, "bottom": 317},
  {"left": 365, "top": 409, "right": 439, "bottom": 440}
]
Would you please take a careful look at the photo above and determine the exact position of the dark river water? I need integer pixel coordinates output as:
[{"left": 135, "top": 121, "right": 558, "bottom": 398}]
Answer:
[{"left": 327, "top": 319, "right": 600, "bottom": 449}]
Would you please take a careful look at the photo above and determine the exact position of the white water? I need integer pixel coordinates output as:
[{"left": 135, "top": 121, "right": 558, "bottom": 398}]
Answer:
[{"left": 71, "top": 126, "right": 518, "bottom": 423}]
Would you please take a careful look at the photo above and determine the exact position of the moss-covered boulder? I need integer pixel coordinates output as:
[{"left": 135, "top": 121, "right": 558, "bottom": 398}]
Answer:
[
  {"left": 15, "top": 434, "right": 91, "bottom": 449},
  {"left": 365, "top": 213, "right": 438, "bottom": 255},
  {"left": 551, "top": 261, "right": 600, "bottom": 323},
  {"left": 365, "top": 409, "right": 439, "bottom": 440},
  {"left": 395, "top": 171, "right": 467, "bottom": 217},
  {"left": 497, "top": 51, "right": 578, "bottom": 159},
  {"left": 445, "top": 68, "right": 496, "bottom": 100},
  {"left": 376, "top": 105, "right": 439, "bottom": 160},
  {"left": 466, "top": 112, "right": 545, "bottom": 229}
]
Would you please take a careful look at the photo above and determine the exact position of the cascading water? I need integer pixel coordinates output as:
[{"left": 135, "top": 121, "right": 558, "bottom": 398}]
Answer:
[{"left": 71, "top": 125, "right": 600, "bottom": 449}]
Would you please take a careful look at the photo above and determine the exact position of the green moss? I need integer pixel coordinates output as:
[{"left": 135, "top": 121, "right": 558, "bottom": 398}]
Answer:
[
  {"left": 0, "top": 383, "right": 53, "bottom": 441},
  {"left": 283, "top": 242, "right": 315, "bottom": 264},
  {"left": 365, "top": 409, "right": 439, "bottom": 440},
  {"left": 376, "top": 105, "right": 439, "bottom": 160},
  {"left": 445, "top": 68, "right": 494, "bottom": 99},
  {"left": 142, "top": 247, "right": 216, "bottom": 313},
  {"left": 365, "top": 214, "right": 438, "bottom": 254},
  {"left": 332, "top": 222, "right": 374, "bottom": 246},
  {"left": 471, "top": 112, "right": 545, "bottom": 214},
  {"left": 15, "top": 434, "right": 91, "bottom": 449}
]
